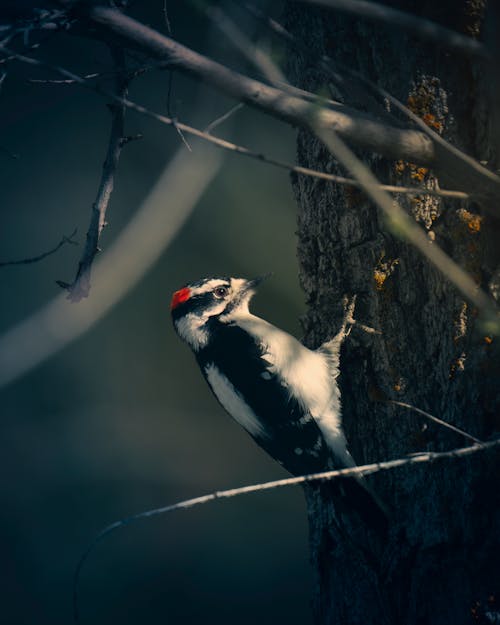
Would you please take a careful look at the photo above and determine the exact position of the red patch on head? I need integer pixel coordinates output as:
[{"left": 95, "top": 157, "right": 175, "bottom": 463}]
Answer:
[{"left": 170, "top": 287, "right": 191, "bottom": 310}]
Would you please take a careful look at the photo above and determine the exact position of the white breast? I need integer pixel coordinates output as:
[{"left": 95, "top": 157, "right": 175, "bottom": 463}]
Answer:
[
  {"left": 205, "top": 363, "right": 267, "bottom": 438},
  {"left": 231, "top": 314, "right": 351, "bottom": 463}
]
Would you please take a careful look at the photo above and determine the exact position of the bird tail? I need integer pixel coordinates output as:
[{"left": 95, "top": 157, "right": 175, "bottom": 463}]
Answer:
[{"left": 332, "top": 475, "right": 389, "bottom": 536}]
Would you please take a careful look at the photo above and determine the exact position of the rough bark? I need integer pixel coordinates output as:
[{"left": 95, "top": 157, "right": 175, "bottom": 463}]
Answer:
[{"left": 285, "top": 2, "right": 500, "bottom": 624}]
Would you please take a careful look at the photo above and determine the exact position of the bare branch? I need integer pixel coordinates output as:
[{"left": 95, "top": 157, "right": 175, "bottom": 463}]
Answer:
[
  {"left": 0, "top": 9, "right": 72, "bottom": 65},
  {"left": 0, "top": 228, "right": 77, "bottom": 267},
  {"left": 209, "top": 5, "right": 285, "bottom": 86},
  {"left": 315, "top": 126, "right": 500, "bottom": 332},
  {"left": 26, "top": 58, "right": 170, "bottom": 86},
  {"left": 357, "top": 76, "right": 500, "bottom": 206},
  {"left": 27, "top": 71, "right": 100, "bottom": 84},
  {"left": 216, "top": 9, "right": 500, "bottom": 332},
  {"left": 171, "top": 117, "right": 192, "bottom": 151},
  {"left": 162, "top": 0, "right": 172, "bottom": 35},
  {"left": 204, "top": 102, "right": 244, "bottom": 134},
  {"left": 161, "top": 0, "right": 189, "bottom": 154},
  {"left": 297, "top": 0, "right": 488, "bottom": 60},
  {"left": 243, "top": 3, "right": 500, "bottom": 205},
  {"left": 83, "top": 6, "right": 436, "bottom": 164},
  {"left": 62, "top": 47, "right": 129, "bottom": 302},
  {"left": 73, "top": 437, "right": 500, "bottom": 624},
  {"left": 0, "top": 145, "right": 223, "bottom": 390},
  {"left": 384, "top": 399, "right": 483, "bottom": 445},
  {"left": 119, "top": 133, "right": 142, "bottom": 146},
  {"left": 0, "top": 47, "right": 468, "bottom": 202},
  {"left": 7, "top": 8, "right": 497, "bottom": 199}
]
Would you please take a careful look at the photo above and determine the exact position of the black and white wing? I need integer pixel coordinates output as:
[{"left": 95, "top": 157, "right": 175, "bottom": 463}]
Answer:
[{"left": 196, "top": 322, "right": 333, "bottom": 476}]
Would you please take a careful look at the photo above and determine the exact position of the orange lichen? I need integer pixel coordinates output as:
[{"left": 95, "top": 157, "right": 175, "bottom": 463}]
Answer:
[
  {"left": 373, "top": 270, "right": 387, "bottom": 291},
  {"left": 373, "top": 256, "right": 399, "bottom": 291},
  {"left": 422, "top": 113, "right": 443, "bottom": 132},
  {"left": 394, "top": 159, "right": 431, "bottom": 185},
  {"left": 467, "top": 216, "right": 482, "bottom": 233},
  {"left": 457, "top": 208, "right": 483, "bottom": 233},
  {"left": 410, "top": 166, "right": 429, "bottom": 182},
  {"left": 407, "top": 78, "right": 447, "bottom": 137},
  {"left": 449, "top": 354, "right": 466, "bottom": 379}
]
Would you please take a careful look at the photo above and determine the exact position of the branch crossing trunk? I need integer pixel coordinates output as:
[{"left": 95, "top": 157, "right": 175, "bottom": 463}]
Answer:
[{"left": 285, "top": 2, "right": 500, "bottom": 623}]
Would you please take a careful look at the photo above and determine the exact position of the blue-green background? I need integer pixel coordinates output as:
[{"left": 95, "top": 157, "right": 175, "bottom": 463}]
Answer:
[{"left": 0, "top": 3, "right": 314, "bottom": 624}]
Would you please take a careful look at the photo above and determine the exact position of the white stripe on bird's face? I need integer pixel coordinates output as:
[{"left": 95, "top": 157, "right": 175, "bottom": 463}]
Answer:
[{"left": 189, "top": 278, "right": 229, "bottom": 296}]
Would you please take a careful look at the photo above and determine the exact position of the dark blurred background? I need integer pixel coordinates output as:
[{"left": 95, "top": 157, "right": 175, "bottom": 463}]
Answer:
[{"left": 0, "top": 2, "right": 314, "bottom": 624}]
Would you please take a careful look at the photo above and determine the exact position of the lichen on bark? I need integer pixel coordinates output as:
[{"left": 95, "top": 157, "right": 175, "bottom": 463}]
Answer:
[{"left": 284, "top": 2, "right": 500, "bottom": 623}]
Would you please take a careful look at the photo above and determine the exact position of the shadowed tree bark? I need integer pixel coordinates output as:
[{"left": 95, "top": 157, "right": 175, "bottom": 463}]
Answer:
[{"left": 285, "top": 2, "right": 500, "bottom": 624}]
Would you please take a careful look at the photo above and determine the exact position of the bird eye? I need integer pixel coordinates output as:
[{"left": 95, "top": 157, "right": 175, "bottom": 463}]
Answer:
[{"left": 214, "top": 286, "right": 229, "bottom": 299}]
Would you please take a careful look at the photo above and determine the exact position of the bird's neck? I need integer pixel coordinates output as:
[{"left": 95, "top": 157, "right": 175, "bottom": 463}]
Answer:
[{"left": 174, "top": 312, "right": 212, "bottom": 351}]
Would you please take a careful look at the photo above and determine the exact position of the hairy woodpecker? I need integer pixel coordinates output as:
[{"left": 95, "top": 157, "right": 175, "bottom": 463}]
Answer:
[{"left": 171, "top": 276, "right": 387, "bottom": 529}]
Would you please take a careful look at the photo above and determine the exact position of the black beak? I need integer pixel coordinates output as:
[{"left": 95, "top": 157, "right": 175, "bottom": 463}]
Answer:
[{"left": 245, "top": 273, "right": 273, "bottom": 291}]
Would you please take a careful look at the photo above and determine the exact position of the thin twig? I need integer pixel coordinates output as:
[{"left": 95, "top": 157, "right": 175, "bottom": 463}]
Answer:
[
  {"left": 28, "top": 71, "right": 100, "bottom": 84},
  {"left": 204, "top": 102, "right": 244, "bottom": 134},
  {"left": 0, "top": 145, "right": 223, "bottom": 390},
  {"left": 27, "top": 58, "right": 171, "bottom": 87},
  {"left": 61, "top": 48, "right": 129, "bottom": 302},
  {"left": 161, "top": 5, "right": 191, "bottom": 151},
  {"left": 384, "top": 399, "right": 482, "bottom": 445},
  {"left": 0, "top": 228, "right": 77, "bottom": 267},
  {"left": 171, "top": 117, "right": 192, "bottom": 151},
  {"left": 296, "top": 0, "right": 488, "bottom": 60},
  {"left": 73, "top": 437, "right": 500, "bottom": 624},
  {"left": 0, "top": 47, "right": 469, "bottom": 201},
  {"left": 0, "top": 43, "right": 40, "bottom": 65},
  {"left": 163, "top": 0, "right": 172, "bottom": 35},
  {"left": 120, "top": 133, "right": 143, "bottom": 146},
  {"left": 0, "top": 9, "right": 72, "bottom": 66}
]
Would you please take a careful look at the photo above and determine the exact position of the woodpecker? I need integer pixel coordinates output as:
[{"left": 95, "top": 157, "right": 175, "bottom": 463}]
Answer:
[{"left": 171, "top": 275, "right": 387, "bottom": 529}]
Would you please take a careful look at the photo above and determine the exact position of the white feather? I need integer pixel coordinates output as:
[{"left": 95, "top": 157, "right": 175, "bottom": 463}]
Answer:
[
  {"left": 229, "top": 313, "right": 353, "bottom": 465},
  {"left": 175, "top": 313, "right": 210, "bottom": 351},
  {"left": 205, "top": 363, "right": 267, "bottom": 438}
]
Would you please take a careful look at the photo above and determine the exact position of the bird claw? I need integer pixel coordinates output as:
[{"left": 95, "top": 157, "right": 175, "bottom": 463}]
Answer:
[
  {"left": 333, "top": 295, "right": 381, "bottom": 345},
  {"left": 336, "top": 295, "right": 356, "bottom": 341}
]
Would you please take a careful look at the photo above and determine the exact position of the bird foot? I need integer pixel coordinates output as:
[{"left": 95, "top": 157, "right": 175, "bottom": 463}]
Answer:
[{"left": 334, "top": 295, "right": 381, "bottom": 344}]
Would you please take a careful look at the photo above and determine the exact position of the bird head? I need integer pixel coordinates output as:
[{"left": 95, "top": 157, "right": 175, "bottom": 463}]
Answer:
[{"left": 170, "top": 275, "right": 268, "bottom": 351}]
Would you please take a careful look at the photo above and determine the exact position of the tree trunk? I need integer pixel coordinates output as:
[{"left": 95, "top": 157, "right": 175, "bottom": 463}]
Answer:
[{"left": 285, "top": 2, "right": 500, "bottom": 624}]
